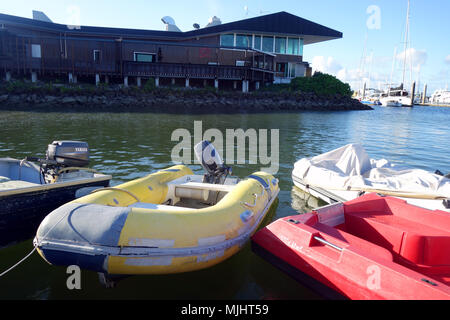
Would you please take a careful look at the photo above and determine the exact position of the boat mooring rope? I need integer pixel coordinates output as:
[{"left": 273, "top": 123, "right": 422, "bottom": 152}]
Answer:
[
  {"left": 0, "top": 246, "right": 37, "bottom": 278},
  {"left": 0, "top": 203, "right": 79, "bottom": 278}
]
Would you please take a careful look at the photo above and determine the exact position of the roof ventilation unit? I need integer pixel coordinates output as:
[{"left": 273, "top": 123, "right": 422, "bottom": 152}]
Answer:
[
  {"left": 32, "top": 10, "right": 53, "bottom": 23},
  {"left": 161, "top": 16, "right": 182, "bottom": 32},
  {"left": 205, "top": 16, "right": 222, "bottom": 28}
]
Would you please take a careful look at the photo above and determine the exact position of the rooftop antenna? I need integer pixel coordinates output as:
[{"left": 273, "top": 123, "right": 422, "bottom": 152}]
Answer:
[{"left": 193, "top": 23, "right": 200, "bottom": 30}]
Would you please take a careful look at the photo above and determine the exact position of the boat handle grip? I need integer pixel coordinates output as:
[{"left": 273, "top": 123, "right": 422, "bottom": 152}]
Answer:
[
  {"left": 242, "top": 185, "right": 265, "bottom": 208},
  {"left": 313, "top": 236, "right": 343, "bottom": 252},
  {"left": 242, "top": 193, "right": 259, "bottom": 207}
]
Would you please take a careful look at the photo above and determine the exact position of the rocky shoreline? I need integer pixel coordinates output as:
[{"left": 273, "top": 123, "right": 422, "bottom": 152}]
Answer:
[{"left": 0, "top": 90, "right": 372, "bottom": 113}]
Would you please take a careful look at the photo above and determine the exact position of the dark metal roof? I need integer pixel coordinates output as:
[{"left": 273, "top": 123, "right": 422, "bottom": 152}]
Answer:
[
  {"left": 0, "top": 11, "right": 342, "bottom": 43},
  {"left": 185, "top": 11, "right": 342, "bottom": 40}
]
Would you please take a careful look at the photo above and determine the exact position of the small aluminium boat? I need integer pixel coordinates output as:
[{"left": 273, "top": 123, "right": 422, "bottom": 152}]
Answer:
[
  {"left": 0, "top": 141, "right": 111, "bottom": 248},
  {"left": 34, "top": 141, "right": 279, "bottom": 278},
  {"left": 251, "top": 193, "right": 450, "bottom": 300},
  {"left": 292, "top": 144, "right": 450, "bottom": 212}
]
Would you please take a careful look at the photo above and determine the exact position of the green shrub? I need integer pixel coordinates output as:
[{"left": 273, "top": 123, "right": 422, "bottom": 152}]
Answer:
[{"left": 291, "top": 72, "right": 352, "bottom": 97}]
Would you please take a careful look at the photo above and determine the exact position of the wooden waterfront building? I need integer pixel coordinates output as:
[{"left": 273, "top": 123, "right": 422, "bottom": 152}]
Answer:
[{"left": 0, "top": 11, "right": 342, "bottom": 91}]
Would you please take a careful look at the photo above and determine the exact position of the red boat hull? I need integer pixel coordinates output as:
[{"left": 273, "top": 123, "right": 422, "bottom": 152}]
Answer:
[{"left": 251, "top": 193, "right": 450, "bottom": 300}]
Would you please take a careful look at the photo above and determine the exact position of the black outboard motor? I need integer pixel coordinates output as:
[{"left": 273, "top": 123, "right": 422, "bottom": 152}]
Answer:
[
  {"left": 26, "top": 141, "right": 90, "bottom": 183},
  {"left": 46, "top": 141, "right": 90, "bottom": 168},
  {"left": 194, "top": 140, "right": 231, "bottom": 185}
]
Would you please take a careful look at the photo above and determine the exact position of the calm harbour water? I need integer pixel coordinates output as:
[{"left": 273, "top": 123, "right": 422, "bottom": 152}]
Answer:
[{"left": 0, "top": 105, "right": 449, "bottom": 300}]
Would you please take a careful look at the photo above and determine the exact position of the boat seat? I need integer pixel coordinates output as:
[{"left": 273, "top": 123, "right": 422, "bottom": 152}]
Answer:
[
  {"left": 174, "top": 182, "right": 235, "bottom": 193},
  {"left": 344, "top": 210, "right": 450, "bottom": 267},
  {"left": 129, "top": 202, "right": 192, "bottom": 212},
  {"left": 0, "top": 180, "right": 41, "bottom": 191}
]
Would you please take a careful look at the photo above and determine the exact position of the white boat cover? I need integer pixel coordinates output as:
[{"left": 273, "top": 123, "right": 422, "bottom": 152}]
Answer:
[{"left": 293, "top": 144, "right": 450, "bottom": 199}]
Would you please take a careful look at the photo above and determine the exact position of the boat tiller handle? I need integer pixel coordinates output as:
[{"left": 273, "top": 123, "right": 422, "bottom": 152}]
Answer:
[{"left": 313, "top": 236, "right": 343, "bottom": 252}]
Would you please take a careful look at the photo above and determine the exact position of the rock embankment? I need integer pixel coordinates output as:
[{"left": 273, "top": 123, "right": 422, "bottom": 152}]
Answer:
[{"left": 0, "top": 90, "right": 372, "bottom": 113}]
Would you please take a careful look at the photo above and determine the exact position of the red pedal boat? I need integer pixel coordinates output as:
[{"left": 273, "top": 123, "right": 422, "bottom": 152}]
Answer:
[{"left": 251, "top": 193, "right": 450, "bottom": 300}]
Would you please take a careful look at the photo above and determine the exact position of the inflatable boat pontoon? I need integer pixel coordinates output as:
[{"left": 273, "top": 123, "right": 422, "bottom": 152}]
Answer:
[{"left": 34, "top": 141, "right": 279, "bottom": 276}]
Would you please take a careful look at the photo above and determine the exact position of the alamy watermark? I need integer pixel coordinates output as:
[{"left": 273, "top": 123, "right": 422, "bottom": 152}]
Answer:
[
  {"left": 366, "top": 265, "right": 381, "bottom": 291},
  {"left": 366, "top": 5, "right": 381, "bottom": 30},
  {"left": 171, "top": 121, "right": 279, "bottom": 174},
  {"left": 66, "top": 265, "right": 81, "bottom": 290}
]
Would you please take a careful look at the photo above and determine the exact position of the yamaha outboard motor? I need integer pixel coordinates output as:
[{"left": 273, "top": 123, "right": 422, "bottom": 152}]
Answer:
[
  {"left": 194, "top": 140, "right": 231, "bottom": 185},
  {"left": 26, "top": 141, "right": 90, "bottom": 183}
]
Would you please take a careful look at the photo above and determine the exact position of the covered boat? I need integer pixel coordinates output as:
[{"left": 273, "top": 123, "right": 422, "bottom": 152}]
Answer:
[
  {"left": 34, "top": 141, "right": 279, "bottom": 277},
  {"left": 292, "top": 144, "right": 450, "bottom": 212},
  {"left": 0, "top": 141, "right": 111, "bottom": 248},
  {"left": 251, "top": 193, "right": 450, "bottom": 300}
]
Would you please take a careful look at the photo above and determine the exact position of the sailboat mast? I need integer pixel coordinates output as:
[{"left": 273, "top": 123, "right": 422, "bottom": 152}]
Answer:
[
  {"left": 389, "top": 46, "right": 397, "bottom": 93},
  {"left": 402, "top": 0, "right": 410, "bottom": 88}
]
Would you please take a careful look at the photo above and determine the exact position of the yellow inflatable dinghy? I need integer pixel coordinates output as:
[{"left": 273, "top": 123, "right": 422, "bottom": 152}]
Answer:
[{"left": 35, "top": 143, "right": 279, "bottom": 276}]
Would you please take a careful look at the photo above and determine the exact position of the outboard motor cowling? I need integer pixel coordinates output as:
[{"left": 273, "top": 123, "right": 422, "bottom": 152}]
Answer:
[
  {"left": 46, "top": 141, "right": 90, "bottom": 168},
  {"left": 194, "top": 140, "right": 231, "bottom": 184},
  {"left": 25, "top": 140, "right": 91, "bottom": 184}
]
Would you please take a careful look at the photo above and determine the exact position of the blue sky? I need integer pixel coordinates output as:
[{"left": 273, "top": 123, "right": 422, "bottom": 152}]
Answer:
[{"left": 1, "top": 0, "right": 449, "bottom": 93}]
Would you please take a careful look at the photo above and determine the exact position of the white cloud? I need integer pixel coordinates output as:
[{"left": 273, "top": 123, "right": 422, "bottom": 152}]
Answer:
[
  {"left": 311, "top": 56, "right": 342, "bottom": 75},
  {"left": 396, "top": 48, "right": 427, "bottom": 71},
  {"left": 446, "top": 55, "right": 450, "bottom": 64},
  {"left": 311, "top": 55, "right": 390, "bottom": 91}
]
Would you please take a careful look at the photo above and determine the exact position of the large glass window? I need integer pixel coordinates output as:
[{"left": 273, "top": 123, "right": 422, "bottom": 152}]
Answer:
[
  {"left": 235, "top": 34, "right": 251, "bottom": 48},
  {"left": 275, "top": 37, "right": 287, "bottom": 54},
  {"left": 134, "top": 52, "right": 155, "bottom": 63},
  {"left": 262, "top": 36, "right": 274, "bottom": 53},
  {"left": 220, "top": 34, "right": 234, "bottom": 47},
  {"left": 253, "top": 35, "right": 262, "bottom": 50},
  {"left": 287, "top": 38, "right": 299, "bottom": 55}
]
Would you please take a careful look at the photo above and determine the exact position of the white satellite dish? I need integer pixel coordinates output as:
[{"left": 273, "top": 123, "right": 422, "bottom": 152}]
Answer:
[{"left": 161, "top": 16, "right": 182, "bottom": 32}]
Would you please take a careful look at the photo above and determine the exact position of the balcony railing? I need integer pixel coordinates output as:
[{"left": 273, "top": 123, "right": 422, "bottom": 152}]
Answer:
[
  {"left": 123, "top": 61, "right": 257, "bottom": 80},
  {"left": 0, "top": 57, "right": 274, "bottom": 82}
]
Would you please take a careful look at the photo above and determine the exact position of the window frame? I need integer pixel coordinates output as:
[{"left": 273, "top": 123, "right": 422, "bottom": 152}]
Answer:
[{"left": 133, "top": 51, "right": 156, "bottom": 63}]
